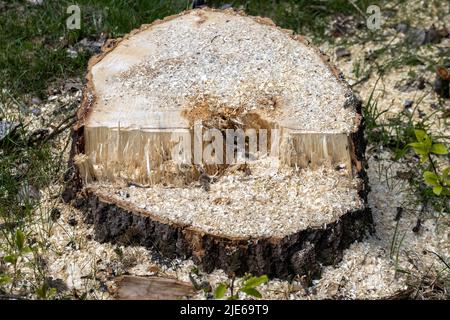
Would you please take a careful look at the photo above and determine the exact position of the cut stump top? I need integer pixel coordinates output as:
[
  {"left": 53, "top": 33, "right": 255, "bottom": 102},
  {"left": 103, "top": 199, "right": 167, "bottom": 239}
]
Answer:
[{"left": 83, "top": 8, "right": 359, "bottom": 133}]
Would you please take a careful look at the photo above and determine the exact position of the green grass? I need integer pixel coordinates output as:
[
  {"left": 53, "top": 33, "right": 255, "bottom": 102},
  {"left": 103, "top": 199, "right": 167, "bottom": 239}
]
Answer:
[
  {"left": 363, "top": 80, "right": 450, "bottom": 216},
  {"left": 0, "top": 0, "right": 191, "bottom": 98},
  {"left": 0, "top": 0, "right": 382, "bottom": 98},
  {"left": 211, "top": 0, "right": 381, "bottom": 35}
]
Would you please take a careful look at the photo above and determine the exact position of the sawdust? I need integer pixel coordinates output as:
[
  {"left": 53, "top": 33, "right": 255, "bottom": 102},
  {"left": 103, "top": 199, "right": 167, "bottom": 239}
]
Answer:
[{"left": 88, "top": 162, "right": 362, "bottom": 238}]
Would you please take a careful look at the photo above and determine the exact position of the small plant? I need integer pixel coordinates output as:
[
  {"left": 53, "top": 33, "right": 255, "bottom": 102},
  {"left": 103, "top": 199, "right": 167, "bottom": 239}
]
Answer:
[
  {"left": 1, "top": 229, "right": 32, "bottom": 292},
  {"left": 407, "top": 129, "right": 449, "bottom": 196},
  {"left": 35, "top": 283, "right": 57, "bottom": 300},
  {"left": 213, "top": 274, "right": 268, "bottom": 300}
]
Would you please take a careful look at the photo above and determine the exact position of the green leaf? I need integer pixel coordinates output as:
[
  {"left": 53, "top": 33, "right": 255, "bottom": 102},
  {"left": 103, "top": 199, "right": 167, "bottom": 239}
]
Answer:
[
  {"left": 414, "top": 129, "right": 427, "bottom": 142},
  {"left": 430, "top": 143, "right": 448, "bottom": 155},
  {"left": 3, "top": 255, "right": 17, "bottom": 264},
  {"left": 36, "top": 283, "right": 57, "bottom": 299},
  {"left": 22, "top": 246, "right": 32, "bottom": 254},
  {"left": 240, "top": 287, "right": 262, "bottom": 298},
  {"left": 423, "top": 171, "right": 439, "bottom": 187},
  {"left": 408, "top": 142, "right": 429, "bottom": 156},
  {"left": 0, "top": 274, "right": 12, "bottom": 285},
  {"left": 15, "top": 229, "right": 25, "bottom": 251},
  {"left": 214, "top": 283, "right": 227, "bottom": 299},
  {"left": 433, "top": 186, "right": 443, "bottom": 196},
  {"left": 414, "top": 130, "right": 432, "bottom": 147},
  {"left": 243, "top": 275, "right": 269, "bottom": 288}
]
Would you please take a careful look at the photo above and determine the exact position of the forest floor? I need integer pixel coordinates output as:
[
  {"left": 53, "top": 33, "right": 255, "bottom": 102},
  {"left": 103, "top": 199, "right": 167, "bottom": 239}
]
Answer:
[{"left": 0, "top": 0, "right": 448, "bottom": 299}]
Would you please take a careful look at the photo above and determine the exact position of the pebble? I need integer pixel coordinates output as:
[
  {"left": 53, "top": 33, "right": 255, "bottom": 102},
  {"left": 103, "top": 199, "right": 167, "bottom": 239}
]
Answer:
[
  {"left": 403, "top": 99, "right": 413, "bottom": 109},
  {"left": 335, "top": 47, "right": 351, "bottom": 59},
  {"left": 0, "top": 120, "right": 18, "bottom": 141},
  {"left": 31, "top": 108, "right": 41, "bottom": 116},
  {"left": 396, "top": 22, "right": 409, "bottom": 34},
  {"left": 406, "top": 26, "right": 442, "bottom": 47},
  {"left": 31, "top": 97, "right": 42, "bottom": 105}
]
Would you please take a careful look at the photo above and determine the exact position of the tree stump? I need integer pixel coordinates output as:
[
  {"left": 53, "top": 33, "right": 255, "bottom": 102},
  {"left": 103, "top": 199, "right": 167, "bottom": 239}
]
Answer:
[{"left": 65, "top": 8, "right": 373, "bottom": 279}]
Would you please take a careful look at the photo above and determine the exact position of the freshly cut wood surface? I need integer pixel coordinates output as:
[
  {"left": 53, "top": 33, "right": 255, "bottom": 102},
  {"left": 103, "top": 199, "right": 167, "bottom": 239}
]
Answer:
[
  {"left": 66, "top": 8, "right": 373, "bottom": 279},
  {"left": 76, "top": 8, "right": 361, "bottom": 185},
  {"left": 114, "top": 275, "right": 194, "bottom": 300},
  {"left": 85, "top": 9, "right": 358, "bottom": 132}
]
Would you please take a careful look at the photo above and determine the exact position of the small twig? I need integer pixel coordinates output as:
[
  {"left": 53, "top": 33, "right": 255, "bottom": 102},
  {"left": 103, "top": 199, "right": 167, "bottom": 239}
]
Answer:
[
  {"left": 27, "top": 113, "right": 77, "bottom": 145},
  {"left": 42, "top": 114, "right": 77, "bottom": 144},
  {"left": 350, "top": 74, "right": 370, "bottom": 88},
  {"left": 229, "top": 274, "right": 235, "bottom": 298},
  {"left": 127, "top": 182, "right": 151, "bottom": 188},
  {"left": 427, "top": 154, "right": 439, "bottom": 179}
]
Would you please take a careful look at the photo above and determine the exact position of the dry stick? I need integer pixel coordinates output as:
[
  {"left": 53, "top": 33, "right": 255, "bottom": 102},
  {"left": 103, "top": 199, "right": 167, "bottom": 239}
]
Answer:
[{"left": 41, "top": 113, "right": 77, "bottom": 144}]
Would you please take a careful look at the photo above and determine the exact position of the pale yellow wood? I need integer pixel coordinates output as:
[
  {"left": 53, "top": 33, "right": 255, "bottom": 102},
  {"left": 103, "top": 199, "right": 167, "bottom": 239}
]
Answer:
[{"left": 80, "top": 9, "right": 358, "bottom": 186}]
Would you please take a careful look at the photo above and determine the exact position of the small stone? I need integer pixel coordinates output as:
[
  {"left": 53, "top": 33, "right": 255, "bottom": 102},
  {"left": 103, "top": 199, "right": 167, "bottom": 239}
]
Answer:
[
  {"left": 407, "top": 28, "right": 427, "bottom": 46},
  {"left": 31, "top": 97, "right": 42, "bottom": 105},
  {"left": 396, "top": 22, "right": 409, "bottom": 34},
  {"left": 335, "top": 47, "right": 351, "bottom": 59},
  {"left": 406, "top": 26, "right": 442, "bottom": 47},
  {"left": 0, "top": 120, "right": 18, "bottom": 141},
  {"left": 403, "top": 100, "right": 413, "bottom": 109},
  {"left": 64, "top": 78, "right": 82, "bottom": 92},
  {"left": 75, "top": 36, "right": 106, "bottom": 55},
  {"left": 31, "top": 108, "right": 41, "bottom": 116}
]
